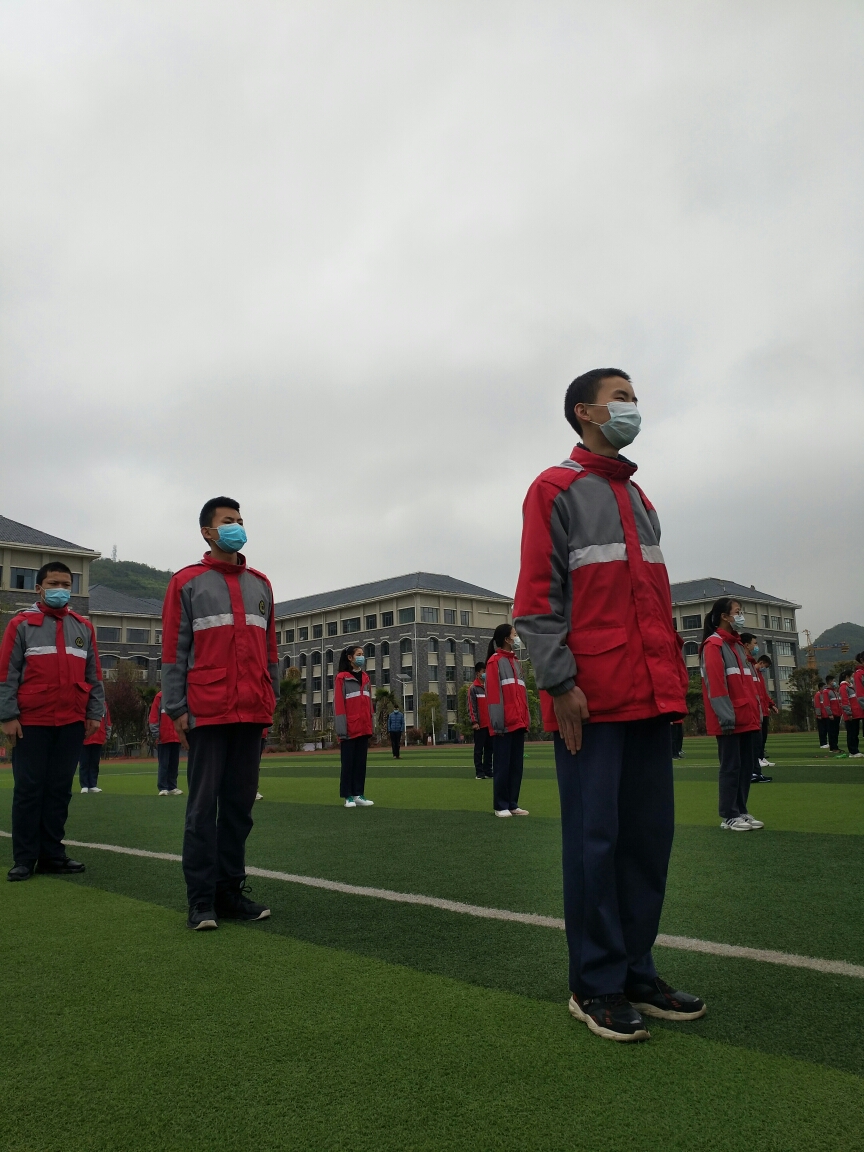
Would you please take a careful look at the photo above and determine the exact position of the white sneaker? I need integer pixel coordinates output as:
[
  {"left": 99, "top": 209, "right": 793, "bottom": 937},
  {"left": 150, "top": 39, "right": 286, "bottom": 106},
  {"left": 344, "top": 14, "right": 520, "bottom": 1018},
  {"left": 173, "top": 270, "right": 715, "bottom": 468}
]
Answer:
[
  {"left": 89, "top": 786, "right": 103, "bottom": 793},
  {"left": 344, "top": 797, "right": 357, "bottom": 808},
  {"left": 158, "top": 790, "right": 169, "bottom": 796},
  {"left": 720, "top": 817, "right": 751, "bottom": 831},
  {"left": 80, "top": 787, "right": 89, "bottom": 793},
  {"left": 168, "top": 788, "right": 183, "bottom": 796},
  {"left": 510, "top": 807, "right": 530, "bottom": 816},
  {"left": 820, "top": 744, "right": 830, "bottom": 749},
  {"left": 740, "top": 813, "right": 764, "bottom": 829},
  {"left": 255, "top": 792, "right": 263, "bottom": 800},
  {"left": 355, "top": 796, "right": 374, "bottom": 806},
  {"left": 851, "top": 752, "right": 864, "bottom": 758},
  {"left": 758, "top": 759, "right": 775, "bottom": 769},
  {"left": 494, "top": 809, "right": 512, "bottom": 818}
]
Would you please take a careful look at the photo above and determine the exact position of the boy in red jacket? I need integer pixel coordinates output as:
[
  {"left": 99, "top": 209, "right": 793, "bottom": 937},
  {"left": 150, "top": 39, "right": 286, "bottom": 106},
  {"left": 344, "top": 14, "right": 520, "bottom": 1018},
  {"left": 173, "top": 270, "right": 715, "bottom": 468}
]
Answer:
[
  {"left": 467, "top": 661, "right": 493, "bottom": 779},
  {"left": 148, "top": 690, "right": 182, "bottom": 795},
  {"left": 161, "top": 498, "right": 279, "bottom": 930},
  {"left": 79, "top": 706, "right": 112, "bottom": 793},
  {"left": 0, "top": 562, "right": 104, "bottom": 880},
  {"left": 514, "top": 368, "right": 704, "bottom": 1042}
]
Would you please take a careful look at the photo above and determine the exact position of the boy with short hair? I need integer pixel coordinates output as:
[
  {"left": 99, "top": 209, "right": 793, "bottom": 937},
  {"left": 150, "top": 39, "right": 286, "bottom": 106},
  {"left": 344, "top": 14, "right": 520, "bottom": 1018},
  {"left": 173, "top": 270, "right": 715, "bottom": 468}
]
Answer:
[
  {"left": 148, "top": 689, "right": 183, "bottom": 795},
  {"left": 823, "top": 675, "right": 844, "bottom": 756},
  {"left": 468, "top": 661, "right": 493, "bottom": 779},
  {"left": 0, "top": 562, "right": 105, "bottom": 880},
  {"left": 161, "top": 498, "right": 279, "bottom": 929}
]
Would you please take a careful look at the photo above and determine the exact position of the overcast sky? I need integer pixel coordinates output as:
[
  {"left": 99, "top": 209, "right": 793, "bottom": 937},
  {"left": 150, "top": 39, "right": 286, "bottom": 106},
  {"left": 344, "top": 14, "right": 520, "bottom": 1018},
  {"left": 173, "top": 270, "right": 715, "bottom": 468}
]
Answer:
[{"left": 2, "top": 0, "right": 862, "bottom": 636}]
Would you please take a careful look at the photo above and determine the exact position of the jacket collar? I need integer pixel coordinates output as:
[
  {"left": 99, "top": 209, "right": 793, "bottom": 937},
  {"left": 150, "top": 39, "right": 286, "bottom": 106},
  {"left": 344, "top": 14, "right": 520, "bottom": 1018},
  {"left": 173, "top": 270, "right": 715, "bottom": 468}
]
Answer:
[
  {"left": 27, "top": 600, "right": 68, "bottom": 620},
  {"left": 201, "top": 551, "right": 247, "bottom": 575},
  {"left": 571, "top": 444, "right": 637, "bottom": 481}
]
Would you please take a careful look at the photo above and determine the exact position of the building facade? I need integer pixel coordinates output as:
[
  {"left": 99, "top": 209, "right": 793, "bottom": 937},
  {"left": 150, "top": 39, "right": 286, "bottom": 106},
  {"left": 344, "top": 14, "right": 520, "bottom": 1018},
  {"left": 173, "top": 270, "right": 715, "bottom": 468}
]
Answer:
[
  {"left": 0, "top": 514, "right": 99, "bottom": 619},
  {"left": 671, "top": 578, "right": 801, "bottom": 708},
  {"left": 88, "top": 586, "right": 164, "bottom": 685},
  {"left": 274, "top": 572, "right": 513, "bottom": 741}
]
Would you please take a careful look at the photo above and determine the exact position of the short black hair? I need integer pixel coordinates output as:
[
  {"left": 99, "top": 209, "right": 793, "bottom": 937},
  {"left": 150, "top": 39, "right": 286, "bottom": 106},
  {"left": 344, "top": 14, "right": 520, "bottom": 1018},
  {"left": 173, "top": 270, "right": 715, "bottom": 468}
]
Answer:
[
  {"left": 826, "top": 674, "right": 835, "bottom": 683},
  {"left": 36, "top": 561, "right": 72, "bottom": 586},
  {"left": 199, "top": 496, "right": 240, "bottom": 528},
  {"left": 564, "top": 368, "right": 631, "bottom": 435},
  {"left": 817, "top": 680, "right": 825, "bottom": 688},
  {"left": 474, "top": 661, "right": 486, "bottom": 673},
  {"left": 757, "top": 655, "right": 772, "bottom": 667},
  {"left": 739, "top": 632, "right": 755, "bottom": 645}
]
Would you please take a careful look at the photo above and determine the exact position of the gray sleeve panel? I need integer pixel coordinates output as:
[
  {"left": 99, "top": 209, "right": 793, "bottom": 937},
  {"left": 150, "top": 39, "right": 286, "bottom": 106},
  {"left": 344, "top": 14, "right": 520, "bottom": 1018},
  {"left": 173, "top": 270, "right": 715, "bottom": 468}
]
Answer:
[
  {"left": 162, "top": 582, "right": 194, "bottom": 719},
  {"left": 83, "top": 626, "right": 105, "bottom": 720},
  {"left": 486, "top": 660, "right": 506, "bottom": 735},
  {"left": 0, "top": 621, "right": 25, "bottom": 721},
  {"left": 149, "top": 723, "right": 160, "bottom": 739},
  {"left": 546, "top": 678, "right": 576, "bottom": 697},
  {"left": 711, "top": 694, "right": 736, "bottom": 730},
  {"left": 334, "top": 714, "right": 348, "bottom": 737},
  {"left": 515, "top": 493, "right": 577, "bottom": 693}
]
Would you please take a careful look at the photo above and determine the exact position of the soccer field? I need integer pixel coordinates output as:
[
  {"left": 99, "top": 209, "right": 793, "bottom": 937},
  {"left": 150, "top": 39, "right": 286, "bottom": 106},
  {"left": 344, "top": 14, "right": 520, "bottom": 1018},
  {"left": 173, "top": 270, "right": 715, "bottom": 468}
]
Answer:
[{"left": 2, "top": 732, "right": 864, "bottom": 1151}]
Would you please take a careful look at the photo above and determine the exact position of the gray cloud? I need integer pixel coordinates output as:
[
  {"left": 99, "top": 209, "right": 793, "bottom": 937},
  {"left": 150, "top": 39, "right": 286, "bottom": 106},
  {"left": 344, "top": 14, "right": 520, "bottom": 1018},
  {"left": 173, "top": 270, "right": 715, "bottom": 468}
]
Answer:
[{"left": 2, "top": 0, "right": 862, "bottom": 634}]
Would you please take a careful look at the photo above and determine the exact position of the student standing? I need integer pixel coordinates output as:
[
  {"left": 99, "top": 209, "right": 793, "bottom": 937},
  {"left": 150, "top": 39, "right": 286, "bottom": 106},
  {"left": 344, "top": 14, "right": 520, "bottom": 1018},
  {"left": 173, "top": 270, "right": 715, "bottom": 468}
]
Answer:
[
  {"left": 823, "top": 675, "right": 844, "bottom": 755},
  {"left": 0, "top": 562, "right": 105, "bottom": 881},
  {"left": 79, "top": 706, "right": 112, "bottom": 793},
  {"left": 161, "top": 497, "right": 277, "bottom": 930},
  {"left": 813, "top": 681, "right": 829, "bottom": 748},
  {"left": 839, "top": 672, "right": 863, "bottom": 757},
  {"left": 468, "top": 661, "right": 493, "bottom": 779},
  {"left": 514, "top": 367, "right": 705, "bottom": 1042},
  {"left": 387, "top": 705, "right": 405, "bottom": 758},
  {"left": 740, "top": 634, "right": 777, "bottom": 781},
  {"left": 148, "top": 690, "right": 183, "bottom": 796},
  {"left": 853, "top": 656, "right": 864, "bottom": 757},
  {"left": 335, "top": 645, "right": 374, "bottom": 807},
  {"left": 485, "top": 625, "right": 530, "bottom": 816},
  {"left": 700, "top": 599, "right": 765, "bottom": 831}
]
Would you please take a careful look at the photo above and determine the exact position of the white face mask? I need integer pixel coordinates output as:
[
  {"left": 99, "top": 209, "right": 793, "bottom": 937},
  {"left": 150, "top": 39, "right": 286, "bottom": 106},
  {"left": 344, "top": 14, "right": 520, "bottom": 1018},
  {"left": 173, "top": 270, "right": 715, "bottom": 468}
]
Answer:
[{"left": 733, "top": 613, "right": 746, "bottom": 628}]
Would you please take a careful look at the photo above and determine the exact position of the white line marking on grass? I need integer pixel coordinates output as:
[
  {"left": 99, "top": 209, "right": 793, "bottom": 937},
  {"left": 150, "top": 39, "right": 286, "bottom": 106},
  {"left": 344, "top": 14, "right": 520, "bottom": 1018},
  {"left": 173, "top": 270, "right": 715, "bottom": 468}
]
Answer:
[{"left": 3, "top": 830, "right": 863, "bottom": 980}]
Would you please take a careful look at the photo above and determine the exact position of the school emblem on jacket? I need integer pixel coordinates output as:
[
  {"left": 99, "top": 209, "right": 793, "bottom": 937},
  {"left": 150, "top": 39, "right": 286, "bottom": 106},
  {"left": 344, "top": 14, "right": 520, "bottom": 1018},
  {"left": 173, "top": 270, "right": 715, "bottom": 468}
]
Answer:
[
  {"left": 258, "top": 599, "right": 265, "bottom": 615},
  {"left": 75, "top": 635, "right": 84, "bottom": 648}
]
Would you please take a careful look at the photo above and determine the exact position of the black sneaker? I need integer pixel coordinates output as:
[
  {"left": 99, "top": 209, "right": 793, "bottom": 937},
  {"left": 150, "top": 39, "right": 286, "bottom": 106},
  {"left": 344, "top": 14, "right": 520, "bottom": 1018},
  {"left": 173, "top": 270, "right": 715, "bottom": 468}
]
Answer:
[
  {"left": 214, "top": 884, "right": 271, "bottom": 922},
  {"left": 36, "top": 857, "right": 86, "bottom": 875},
  {"left": 187, "top": 904, "right": 218, "bottom": 930},
  {"left": 7, "top": 864, "right": 34, "bottom": 882},
  {"left": 751, "top": 773, "right": 773, "bottom": 783},
  {"left": 568, "top": 994, "right": 650, "bottom": 1041},
  {"left": 625, "top": 977, "right": 707, "bottom": 1020}
]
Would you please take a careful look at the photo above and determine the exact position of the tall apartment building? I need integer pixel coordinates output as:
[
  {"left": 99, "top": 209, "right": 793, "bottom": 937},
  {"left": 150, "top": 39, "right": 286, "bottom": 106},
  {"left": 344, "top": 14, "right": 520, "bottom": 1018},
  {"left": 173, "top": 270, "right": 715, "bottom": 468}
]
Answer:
[
  {"left": 670, "top": 577, "right": 801, "bottom": 707},
  {"left": 275, "top": 572, "right": 513, "bottom": 741}
]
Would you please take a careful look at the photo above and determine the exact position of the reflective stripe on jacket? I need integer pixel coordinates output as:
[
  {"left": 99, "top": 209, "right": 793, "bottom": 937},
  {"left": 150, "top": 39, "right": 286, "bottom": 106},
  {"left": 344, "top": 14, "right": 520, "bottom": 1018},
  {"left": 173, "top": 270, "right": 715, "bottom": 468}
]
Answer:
[
  {"left": 513, "top": 445, "right": 687, "bottom": 730},
  {"left": 467, "top": 680, "right": 491, "bottom": 729},
  {"left": 839, "top": 681, "right": 863, "bottom": 720},
  {"left": 0, "top": 602, "right": 105, "bottom": 726},
  {"left": 160, "top": 553, "right": 279, "bottom": 728},
  {"left": 822, "top": 687, "right": 842, "bottom": 718},
  {"left": 334, "top": 670, "right": 373, "bottom": 739},
  {"left": 485, "top": 651, "right": 530, "bottom": 735},
  {"left": 84, "top": 706, "right": 112, "bottom": 745},
  {"left": 700, "top": 631, "right": 762, "bottom": 736},
  {"left": 813, "top": 691, "right": 828, "bottom": 719},
  {"left": 148, "top": 691, "right": 181, "bottom": 743},
  {"left": 747, "top": 655, "right": 773, "bottom": 714}
]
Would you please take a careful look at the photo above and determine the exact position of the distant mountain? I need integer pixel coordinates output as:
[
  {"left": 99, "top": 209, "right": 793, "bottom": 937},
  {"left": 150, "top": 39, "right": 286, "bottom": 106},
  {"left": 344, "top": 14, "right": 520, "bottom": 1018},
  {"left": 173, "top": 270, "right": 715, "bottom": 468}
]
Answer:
[
  {"left": 89, "top": 559, "right": 173, "bottom": 599},
  {"left": 804, "top": 622, "right": 864, "bottom": 677}
]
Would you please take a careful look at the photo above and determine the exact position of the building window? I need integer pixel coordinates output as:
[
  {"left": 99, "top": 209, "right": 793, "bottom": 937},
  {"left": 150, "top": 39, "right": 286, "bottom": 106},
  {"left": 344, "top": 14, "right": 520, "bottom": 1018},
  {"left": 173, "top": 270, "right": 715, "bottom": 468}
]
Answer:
[
  {"left": 327, "top": 621, "right": 338, "bottom": 636},
  {"left": 367, "top": 671, "right": 376, "bottom": 685},
  {"left": 365, "top": 614, "right": 377, "bottom": 629},
  {"left": 460, "top": 611, "right": 471, "bottom": 626},
  {"left": 274, "top": 632, "right": 282, "bottom": 644},
  {"left": 399, "top": 607, "right": 415, "bottom": 624},
  {"left": 421, "top": 607, "right": 439, "bottom": 624},
  {"left": 404, "top": 695, "right": 414, "bottom": 712},
  {"left": 776, "top": 642, "right": 793, "bottom": 657},
  {"left": 671, "top": 617, "right": 678, "bottom": 631},
  {"left": 70, "top": 573, "right": 81, "bottom": 593},
  {"left": 126, "top": 628, "right": 150, "bottom": 643},
  {"left": 428, "top": 637, "right": 439, "bottom": 653},
  {"left": 400, "top": 638, "right": 412, "bottom": 653},
  {"left": 443, "top": 609, "right": 456, "bottom": 625},
  {"left": 313, "top": 624, "right": 323, "bottom": 639},
  {"left": 683, "top": 641, "right": 699, "bottom": 656},
  {"left": 285, "top": 629, "right": 294, "bottom": 642},
  {"left": 778, "top": 667, "right": 792, "bottom": 682},
  {"left": 155, "top": 630, "right": 162, "bottom": 643},
  {"left": 312, "top": 676, "right": 322, "bottom": 691},
  {"left": 762, "top": 615, "right": 770, "bottom": 628},
  {"left": 382, "top": 668, "right": 390, "bottom": 684},
  {"left": 445, "top": 666, "right": 456, "bottom": 682},
  {"left": 428, "top": 665, "right": 439, "bottom": 681},
  {"left": 446, "top": 695, "right": 456, "bottom": 712},
  {"left": 381, "top": 641, "right": 390, "bottom": 656},
  {"left": 299, "top": 627, "right": 309, "bottom": 641},
  {"left": 364, "top": 643, "right": 375, "bottom": 658},
  {"left": 783, "top": 618, "right": 794, "bottom": 631},
  {"left": 780, "top": 692, "right": 792, "bottom": 707},
  {"left": 96, "top": 627, "right": 121, "bottom": 642},
  {"left": 326, "top": 649, "right": 334, "bottom": 665},
  {"left": 681, "top": 614, "right": 701, "bottom": 630},
  {"left": 312, "top": 651, "right": 322, "bottom": 666},
  {"left": 101, "top": 655, "right": 118, "bottom": 670},
  {"left": 382, "top": 611, "right": 394, "bottom": 627},
  {"left": 343, "top": 617, "right": 361, "bottom": 634},
  {"left": 446, "top": 639, "right": 456, "bottom": 653},
  {"left": 284, "top": 656, "right": 292, "bottom": 670},
  {"left": 327, "top": 675, "right": 334, "bottom": 690},
  {"left": 313, "top": 703, "right": 322, "bottom": 718},
  {"left": 299, "top": 653, "right": 307, "bottom": 668},
  {"left": 462, "top": 640, "right": 474, "bottom": 655},
  {"left": 11, "top": 567, "right": 38, "bottom": 590},
  {"left": 770, "top": 616, "right": 781, "bottom": 630}
]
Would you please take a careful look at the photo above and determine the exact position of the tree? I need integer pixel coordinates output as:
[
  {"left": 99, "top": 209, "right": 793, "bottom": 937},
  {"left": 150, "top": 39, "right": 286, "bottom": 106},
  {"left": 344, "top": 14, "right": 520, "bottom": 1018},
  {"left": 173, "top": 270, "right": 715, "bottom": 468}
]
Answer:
[
  {"left": 522, "top": 660, "right": 543, "bottom": 738},
  {"left": 457, "top": 684, "right": 473, "bottom": 739},
  {"left": 684, "top": 673, "right": 705, "bottom": 736},
  {"left": 418, "top": 692, "right": 442, "bottom": 739},
  {"left": 787, "top": 666, "right": 820, "bottom": 730},
  {"left": 274, "top": 668, "right": 305, "bottom": 749},
  {"left": 374, "top": 688, "right": 398, "bottom": 741},
  {"left": 104, "top": 662, "right": 148, "bottom": 751}
]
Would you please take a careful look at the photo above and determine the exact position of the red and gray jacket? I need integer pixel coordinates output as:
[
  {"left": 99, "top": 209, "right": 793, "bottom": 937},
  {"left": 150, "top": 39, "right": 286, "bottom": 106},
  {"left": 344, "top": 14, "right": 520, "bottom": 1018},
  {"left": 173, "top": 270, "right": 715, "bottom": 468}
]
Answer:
[
  {"left": 0, "top": 602, "right": 105, "bottom": 726},
  {"left": 813, "top": 690, "right": 828, "bottom": 719},
  {"left": 839, "top": 680, "right": 863, "bottom": 721},
  {"left": 854, "top": 669, "right": 864, "bottom": 716},
  {"left": 700, "top": 631, "right": 762, "bottom": 736},
  {"left": 485, "top": 650, "right": 530, "bottom": 734},
  {"left": 747, "top": 655, "right": 773, "bottom": 715},
  {"left": 334, "top": 670, "right": 373, "bottom": 739},
  {"left": 148, "top": 691, "right": 181, "bottom": 744},
  {"left": 161, "top": 553, "right": 279, "bottom": 728},
  {"left": 467, "top": 678, "right": 491, "bottom": 729},
  {"left": 84, "top": 706, "right": 112, "bottom": 746},
  {"left": 822, "top": 685, "right": 842, "bottom": 718},
  {"left": 513, "top": 445, "right": 687, "bottom": 730}
]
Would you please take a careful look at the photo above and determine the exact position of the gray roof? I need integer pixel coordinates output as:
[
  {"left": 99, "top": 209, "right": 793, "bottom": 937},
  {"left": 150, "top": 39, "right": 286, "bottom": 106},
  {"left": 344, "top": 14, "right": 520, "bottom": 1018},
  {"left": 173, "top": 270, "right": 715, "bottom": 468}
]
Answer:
[
  {"left": 88, "top": 585, "right": 164, "bottom": 616},
  {"left": 0, "top": 514, "right": 97, "bottom": 554},
  {"left": 275, "top": 571, "right": 511, "bottom": 618},
  {"left": 670, "top": 578, "right": 800, "bottom": 609}
]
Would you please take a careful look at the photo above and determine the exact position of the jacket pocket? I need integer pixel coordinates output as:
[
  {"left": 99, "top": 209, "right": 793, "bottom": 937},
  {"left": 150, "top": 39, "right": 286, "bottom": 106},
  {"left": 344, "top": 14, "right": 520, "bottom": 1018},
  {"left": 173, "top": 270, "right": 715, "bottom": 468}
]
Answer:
[
  {"left": 569, "top": 626, "right": 631, "bottom": 714},
  {"left": 186, "top": 667, "right": 228, "bottom": 719}
]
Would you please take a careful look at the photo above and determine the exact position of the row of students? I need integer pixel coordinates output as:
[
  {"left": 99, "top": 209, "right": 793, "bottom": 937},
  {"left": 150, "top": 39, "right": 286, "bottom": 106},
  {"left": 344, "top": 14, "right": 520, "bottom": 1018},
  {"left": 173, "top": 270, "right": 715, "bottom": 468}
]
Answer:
[{"left": 813, "top": 665, "right": 864, "bottom": 757}]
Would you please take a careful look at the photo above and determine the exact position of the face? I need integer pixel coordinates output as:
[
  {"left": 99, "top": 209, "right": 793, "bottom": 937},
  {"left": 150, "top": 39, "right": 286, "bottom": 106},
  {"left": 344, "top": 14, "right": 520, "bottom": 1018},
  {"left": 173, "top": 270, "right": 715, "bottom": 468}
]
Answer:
[
  {"left": 575, "top": 375, "right": 638, "bottom": 429},
  {"left": 721, "top": 602, "right": 742, "bottom": 628},
  {"left": 36, "top": 571, "right": 73, "bottom": 597},
  {"left": 202, "top": 507, "right": 243, "bottom": 547},
  {"left": 351, "top": 648, "right": 363, "bottom": 666}
]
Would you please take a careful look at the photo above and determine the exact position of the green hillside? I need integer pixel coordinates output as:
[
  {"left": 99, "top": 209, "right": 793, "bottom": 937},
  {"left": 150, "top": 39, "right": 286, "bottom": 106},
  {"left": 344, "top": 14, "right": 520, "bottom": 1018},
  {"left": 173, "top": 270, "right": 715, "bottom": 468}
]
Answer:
[
  {"left": 89, "top": 559, "right": 173, "bottom": 598},
  {"left": 806, "top": 621, "right": 864, "bottom": 677}
]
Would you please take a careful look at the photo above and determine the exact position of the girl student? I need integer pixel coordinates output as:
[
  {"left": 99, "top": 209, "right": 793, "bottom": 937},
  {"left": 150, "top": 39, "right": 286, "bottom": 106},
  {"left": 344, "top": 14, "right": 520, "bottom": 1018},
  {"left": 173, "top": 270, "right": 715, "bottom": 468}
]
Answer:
[
  {"left": 485, "top": 623, "right": 531, "bottom": 817},
  {"left": 334, "top": 644, "right": 375, "bottom": 809},
  {"left": 699, "top": 597, "right": 765, "bottom": 831}
]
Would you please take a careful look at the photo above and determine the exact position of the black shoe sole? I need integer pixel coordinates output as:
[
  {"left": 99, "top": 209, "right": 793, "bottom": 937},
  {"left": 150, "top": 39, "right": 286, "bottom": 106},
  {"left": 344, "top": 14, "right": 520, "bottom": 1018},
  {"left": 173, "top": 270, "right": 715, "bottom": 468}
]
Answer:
[
  {"left": 37, "top": 866, "right": 86, "bottom": 875},
  {"left": 568, "top": 997, "right": 650, "bottom": 1042},
  {"left": 628, "top": 1000, "right": 707, "bottom": 1021},
  {"left": 187, "top": 918, "right": 219, "bottom": 930},
  {"left": 7, "top": 872, "right": 34, "bottom": 882},
  {"left": 215, "top": 908, "right": 271, "bottom": 922}
]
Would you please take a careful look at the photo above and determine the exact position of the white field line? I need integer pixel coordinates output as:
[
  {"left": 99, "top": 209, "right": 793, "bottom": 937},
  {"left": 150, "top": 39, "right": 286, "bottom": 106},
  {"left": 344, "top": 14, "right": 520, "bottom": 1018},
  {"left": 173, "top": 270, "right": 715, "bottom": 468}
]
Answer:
[{"left": 3, "top": 830, "right": 863, "bottom": 980}]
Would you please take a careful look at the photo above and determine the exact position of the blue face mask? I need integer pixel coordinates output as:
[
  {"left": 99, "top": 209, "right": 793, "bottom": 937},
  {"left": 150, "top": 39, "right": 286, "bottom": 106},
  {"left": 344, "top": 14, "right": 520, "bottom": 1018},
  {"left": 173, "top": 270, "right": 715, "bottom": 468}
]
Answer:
[
  {"left": 592, "top": 402, "right": 642, "bottom": 449},
  {"left": 43, "top": 588, "right": 71, "bottom": 608},
  {"left": 214, "top": 524, "right": 247, "bottom": 553},
  {"left": 354, "top": 654, "right": 366, "bottom": 668},
  {"left": 751, "top": 645, "right": 760, "bottom": 656}
]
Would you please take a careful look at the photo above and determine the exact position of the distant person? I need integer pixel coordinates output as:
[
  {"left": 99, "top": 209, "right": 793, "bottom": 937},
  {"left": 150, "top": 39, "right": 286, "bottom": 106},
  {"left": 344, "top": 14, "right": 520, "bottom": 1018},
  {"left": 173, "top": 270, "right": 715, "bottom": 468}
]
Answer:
[
  {"left": 839, "top": 671, "right": 863, "bottom": 757},
  {"left": 740, "top": 633, "right": 777, "bottom": 781},
  {"left": 515, "top": 367, "right": 704, "bottom": 1042},
  {"left": 700, "top": 598, "right": 764, "bottom": 831},
  {"left": 387, "top": 705, "right": 405, "bottom": 758},
  {"left": 853, "top": 655, "right": 864, "bottom": 756},
  {"left": 822, "top": 675, "right": 844, "bottom": 756},
  {"left": 335, "top": 645, "right": 374, "bottom": 807},
  {"left": 467, "top": 661, "right": 493, "bottom": 779},
  {"left": 670, "top": 719, "right": 684, "bottom": 759},
  {"left": 79, "top": 706, "right": 112, "bottom": 793},
  {"left": 161, "top": 497, "right": 277, "bottom": 930},
  {"left": 485, "top": 625, "right": 530, "bottom": 816},
  {"left": 813, "top": 680, "right": 829, "bottom": 748},
  {"left": 148, "top": 690, "right": 182, "bottom": 796},
  {"left": 0, "top": 562, "right": 104, "bottom": 881}
]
